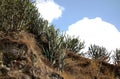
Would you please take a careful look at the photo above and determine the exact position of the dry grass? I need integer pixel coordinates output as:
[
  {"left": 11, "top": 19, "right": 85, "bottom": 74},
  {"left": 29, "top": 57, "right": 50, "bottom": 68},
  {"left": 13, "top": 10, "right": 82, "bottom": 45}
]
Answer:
[
  {"left": 0, "top": 31, "right": 120, "bottom": 79},
  {"left": 62, "top": 51, "right": 120, "bottom": 79},
  {"left": 0, "top": 31, "right": 63, "bottom": 79}
]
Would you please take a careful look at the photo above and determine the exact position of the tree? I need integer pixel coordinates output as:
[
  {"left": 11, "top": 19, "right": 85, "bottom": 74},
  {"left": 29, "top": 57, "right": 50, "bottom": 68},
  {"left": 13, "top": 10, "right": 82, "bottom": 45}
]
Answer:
[
  {"left": 88, "top": 44, "right": 110, "bottom": 62},
  {"left": 113, "top": 48, "right": 120, "bottom": 66}
]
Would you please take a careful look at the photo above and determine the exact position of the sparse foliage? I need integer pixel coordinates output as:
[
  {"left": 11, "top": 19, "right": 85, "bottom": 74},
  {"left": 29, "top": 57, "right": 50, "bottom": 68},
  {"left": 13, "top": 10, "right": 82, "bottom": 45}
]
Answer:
[
  {"left": 62, "top": 35, "right": 85, "bottom": 53},
  {"left": 39, "top": 25, "right": 66, "bottom": 70},
  {"left": 113, "top": 48, "right": 120, "bottom": 66},
  {"left": 88, "top": 44, "right": 110, "bottom": 62}
]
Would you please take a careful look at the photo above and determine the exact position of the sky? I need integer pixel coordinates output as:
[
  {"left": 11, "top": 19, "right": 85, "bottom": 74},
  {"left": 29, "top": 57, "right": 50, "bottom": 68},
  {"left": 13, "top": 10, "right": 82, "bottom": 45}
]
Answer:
[
  {"left": 35, "top": 0, "right": 120, "bottom": 52},
  {"left": 53, "top": 0, "right": 120, "bottom": 31}
]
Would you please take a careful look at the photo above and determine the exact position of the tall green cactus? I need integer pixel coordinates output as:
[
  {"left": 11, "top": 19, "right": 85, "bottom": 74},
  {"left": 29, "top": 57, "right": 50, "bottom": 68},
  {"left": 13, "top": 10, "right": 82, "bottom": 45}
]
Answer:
[
  {"left": 36, "top": 24, "right": 67, "bottom": 71},
  {"left": 42, "top": 25, "right": 64, "bottom": 62}
]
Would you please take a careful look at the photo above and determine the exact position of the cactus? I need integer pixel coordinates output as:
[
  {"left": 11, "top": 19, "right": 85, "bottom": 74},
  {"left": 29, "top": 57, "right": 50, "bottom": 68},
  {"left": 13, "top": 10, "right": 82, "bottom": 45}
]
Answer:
[
  {"left": 113, "top": 48, "right": 120, "bottom": 66},
  {"left": 88, "top": 44, "right": 110, "bottom": 62},
  {"left": 62, "top": 35, "right": 85, "bottom": 53},
  {"left": 0, "top": 0, "right": 44, "bottom": 33},
  {"left": 38, "top": 25, "right": 66, "bottom": 70}
]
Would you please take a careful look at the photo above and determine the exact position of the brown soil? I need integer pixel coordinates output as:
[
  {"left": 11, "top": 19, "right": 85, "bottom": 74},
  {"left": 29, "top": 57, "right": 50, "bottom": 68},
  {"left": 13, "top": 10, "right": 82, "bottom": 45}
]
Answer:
[{"left": 0, "top": 31, "right": 120, "bottom": 79}]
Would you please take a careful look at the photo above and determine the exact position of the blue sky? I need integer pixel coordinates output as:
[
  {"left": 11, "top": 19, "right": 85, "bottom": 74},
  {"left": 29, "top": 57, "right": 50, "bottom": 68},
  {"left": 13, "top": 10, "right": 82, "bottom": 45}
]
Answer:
[
  {"left": 52, "top": 0, "right": 120, "bottom": 31},
  {"left": 36, "top": 0, "right": 120, "bottom": 51}
]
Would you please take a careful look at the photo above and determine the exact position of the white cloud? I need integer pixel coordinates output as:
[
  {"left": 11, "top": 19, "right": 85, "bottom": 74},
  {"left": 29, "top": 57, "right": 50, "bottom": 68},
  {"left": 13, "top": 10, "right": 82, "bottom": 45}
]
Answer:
[
  {"left": 36, "top": 0, "right": 64, "bottom": 23},
  {"left": 66, "top": 17, "right": 120, "bottom": 52}
]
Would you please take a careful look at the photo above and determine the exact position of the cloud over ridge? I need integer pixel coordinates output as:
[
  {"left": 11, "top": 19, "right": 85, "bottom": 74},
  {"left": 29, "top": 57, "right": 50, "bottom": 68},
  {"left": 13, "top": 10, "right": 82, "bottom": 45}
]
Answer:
[
  {"left": 36, "top": 0, "right": 64, "bottom": 23},
  {"left": 35, "top": 1, "right": 120, "bottom": 52},
  {"left": 66, "top": 17, "right": 120, "bottom": 51}
]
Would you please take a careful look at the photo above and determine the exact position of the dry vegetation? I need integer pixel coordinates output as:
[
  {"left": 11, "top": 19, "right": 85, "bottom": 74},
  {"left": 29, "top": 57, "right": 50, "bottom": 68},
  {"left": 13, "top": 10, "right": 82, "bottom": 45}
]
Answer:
[
  {"left": 0, "top": 31, "right": 120, "bottom": 79},
  {"left": 63, "top": 51, "right": 120, "bottom": 79},
  {"left": 0, "top": 31, "right": 63, "bottom": 79},
  {"left": 0, "top": 0, "right": 120, "bottom": 79}
]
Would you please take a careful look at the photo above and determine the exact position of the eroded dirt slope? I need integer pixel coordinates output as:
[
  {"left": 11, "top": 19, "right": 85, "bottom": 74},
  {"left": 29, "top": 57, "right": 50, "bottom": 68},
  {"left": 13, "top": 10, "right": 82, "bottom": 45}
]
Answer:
[
  {"left": 0, "top": 31, "right": 63, "bottom": 79},
  {"left": 0, "top": 31, "right": 120, "bottom": 79}
]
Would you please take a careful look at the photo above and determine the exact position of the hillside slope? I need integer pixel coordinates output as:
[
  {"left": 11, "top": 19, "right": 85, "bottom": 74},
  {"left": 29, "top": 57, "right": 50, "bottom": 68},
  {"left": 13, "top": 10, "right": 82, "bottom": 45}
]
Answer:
[
  {"left": 62, "top": 51, "right": 120, "bottom": 79},
  {"left": 0, "top": 31, "right": 120, "bottom": 79}
]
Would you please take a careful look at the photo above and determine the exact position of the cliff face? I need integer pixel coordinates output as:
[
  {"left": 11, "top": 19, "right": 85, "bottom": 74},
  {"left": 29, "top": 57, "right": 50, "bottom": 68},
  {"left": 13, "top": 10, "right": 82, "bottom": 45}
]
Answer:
[{"left": 0, "top": 31, "right": 120, "bottom": 79}]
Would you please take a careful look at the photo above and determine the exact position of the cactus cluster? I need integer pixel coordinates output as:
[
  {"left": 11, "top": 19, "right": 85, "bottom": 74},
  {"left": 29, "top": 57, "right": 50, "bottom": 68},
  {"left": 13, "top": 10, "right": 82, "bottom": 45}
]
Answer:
[
  {"left": 113, "top": 49, "right": 120, "bottom": 66},
  {"left": 62, "top": 35, "right": 85, "bottom": 53},
  {"left": 0, "top": 0, "right": 43, "bottom": 33},
  {"left": 2, "top": 0, "right": 118, "bottom": 72},
  {"left": 88, "top": 44, "right": 110, "bottom": 62},
  {"left": 37, "top": 24, "right": 85, "bottom": 69},
  {"left": 0, "top": 0, "right": 85, "bottom": 71},
  {"left": 39, "top": 25, "right": 65, "bottom": 68}
]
